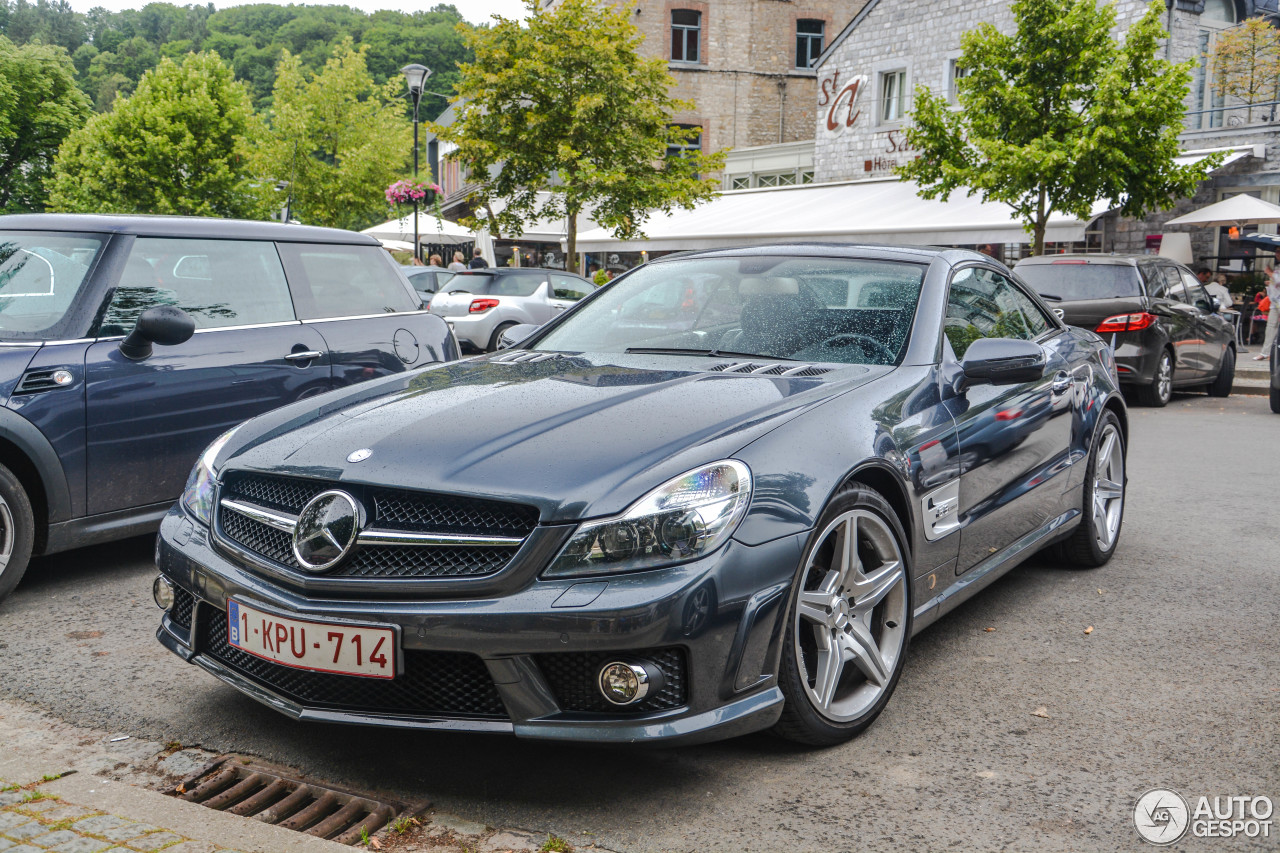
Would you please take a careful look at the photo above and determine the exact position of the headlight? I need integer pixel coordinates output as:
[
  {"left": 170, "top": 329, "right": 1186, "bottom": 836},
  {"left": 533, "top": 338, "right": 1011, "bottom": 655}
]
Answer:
[
  {"left": 544, "top": 460, "right": 751, "bottom": 578},
  {"left": 180, "top": 427, "right": 239, "bottom": 525}
]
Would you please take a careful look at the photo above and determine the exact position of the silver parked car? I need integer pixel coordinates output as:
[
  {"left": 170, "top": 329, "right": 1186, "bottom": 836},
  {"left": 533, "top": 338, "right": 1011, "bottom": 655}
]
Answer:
[{"left": 428, "top": 268, "right": 596, "bottom": 351}]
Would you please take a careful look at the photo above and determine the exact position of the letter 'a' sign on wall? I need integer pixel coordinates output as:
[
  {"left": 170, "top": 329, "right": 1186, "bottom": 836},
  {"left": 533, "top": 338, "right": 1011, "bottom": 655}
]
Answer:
[{"left": 818, "top": 72, "right": 869, "bottom": 134}]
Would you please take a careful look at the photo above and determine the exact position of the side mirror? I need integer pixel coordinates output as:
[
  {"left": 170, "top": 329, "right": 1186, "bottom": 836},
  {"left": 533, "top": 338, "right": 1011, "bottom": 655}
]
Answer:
[
  {"left": 119, "top": 306, "right": 195, "bottom": 360},
  {"left": 497, "top": 323, "right": 540, "bottom": 350},
  {"left": 959, "top": 338, "right": 1046, "bottom": 388}
]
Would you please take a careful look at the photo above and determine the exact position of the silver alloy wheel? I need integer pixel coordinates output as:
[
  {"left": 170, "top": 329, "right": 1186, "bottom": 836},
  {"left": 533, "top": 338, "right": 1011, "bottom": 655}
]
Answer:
[
  {"left": 793, "top": 509, "right": 907, "bottom": 722},
  {"left": 1156, "top": 353, "right": 1173, "bottom": 403},
  {"left": 0, "top": 497, "right": 12, "bottom": 575},
  {"left": 1091, "top": 423, "right": 1125, "bottom": 552}
]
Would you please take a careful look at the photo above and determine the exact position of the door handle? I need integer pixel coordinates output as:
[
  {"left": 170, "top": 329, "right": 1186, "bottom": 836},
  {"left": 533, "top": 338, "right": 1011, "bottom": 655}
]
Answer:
[
  {"left": 285, "top": 350, "right": 323, "bottom": 362},
  {"left": 1051, "top": 371, "right": 1072, "bottom": 394}
]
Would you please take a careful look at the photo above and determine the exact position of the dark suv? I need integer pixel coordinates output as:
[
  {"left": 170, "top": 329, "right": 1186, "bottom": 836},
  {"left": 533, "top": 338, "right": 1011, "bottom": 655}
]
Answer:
[
  {"left": 1015, "top": 254, "right": 1235, "bottom": 406},
  {"left": 0, "top": 214, "right": 457, "bottom": 602}
]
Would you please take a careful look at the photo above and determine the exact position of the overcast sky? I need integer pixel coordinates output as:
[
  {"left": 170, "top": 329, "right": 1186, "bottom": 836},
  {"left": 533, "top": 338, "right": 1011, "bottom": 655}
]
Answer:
[{"left": 60, "top": 0, "right": 528, "bottom": 24}]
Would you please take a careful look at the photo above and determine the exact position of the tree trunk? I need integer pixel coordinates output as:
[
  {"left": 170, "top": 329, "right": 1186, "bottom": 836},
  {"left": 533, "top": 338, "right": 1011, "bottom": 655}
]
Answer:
[
  {"left": 1032, "top": 186, "right": 1048, "bottom": 257},
  {"left": 565, "top": 207, "right": 579, "bottom": 275}
]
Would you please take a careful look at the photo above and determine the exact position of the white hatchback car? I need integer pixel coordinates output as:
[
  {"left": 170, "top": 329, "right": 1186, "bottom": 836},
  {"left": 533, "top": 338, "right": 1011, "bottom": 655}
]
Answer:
[{"left": 428, "top": 268, "right": 596, "bottom": 351}]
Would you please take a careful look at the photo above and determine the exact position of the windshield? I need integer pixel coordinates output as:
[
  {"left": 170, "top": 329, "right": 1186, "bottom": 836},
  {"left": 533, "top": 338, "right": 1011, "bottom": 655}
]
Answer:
[
  {"left": 1016, "top": 262, "right": 1141, "bottom": 301},
  {"left": 533, "top": 256, "right": 926, "bottom": 365},
  {"left": 440, "top": 273, "right": 546, "bottom": 298},
  {"left": 0, "top": 232, "right": 104, "bottom": 341}
]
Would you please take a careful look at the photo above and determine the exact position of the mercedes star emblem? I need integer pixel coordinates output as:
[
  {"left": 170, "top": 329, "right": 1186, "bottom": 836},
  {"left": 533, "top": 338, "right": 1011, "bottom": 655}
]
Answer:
[
  {"left": 292, "top": 490, "right": 362, "bottom": 572},
  {"left": 347, "top": 448, "right": 373, "bottom": 463}
]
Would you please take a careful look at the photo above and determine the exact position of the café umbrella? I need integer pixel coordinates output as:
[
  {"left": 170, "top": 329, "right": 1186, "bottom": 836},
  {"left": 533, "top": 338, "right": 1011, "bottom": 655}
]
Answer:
[{"left": 1165, "top": 194, "right": 1280, "bottom": 227}]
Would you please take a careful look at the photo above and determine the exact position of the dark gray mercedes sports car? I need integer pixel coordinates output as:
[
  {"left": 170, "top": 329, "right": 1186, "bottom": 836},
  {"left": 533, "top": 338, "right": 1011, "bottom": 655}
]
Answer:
[{"left": 155, "top": 244, "right": 1128, "bottom": 746}]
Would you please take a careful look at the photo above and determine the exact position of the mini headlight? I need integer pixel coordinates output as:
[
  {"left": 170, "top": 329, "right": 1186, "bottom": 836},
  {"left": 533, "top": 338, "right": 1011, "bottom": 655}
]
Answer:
[
  {"left": 544, "top": 460, "right": 751, "bottom": 578},
  {"left": 180, "top": 427, "right": 239, "bottom": 526}
]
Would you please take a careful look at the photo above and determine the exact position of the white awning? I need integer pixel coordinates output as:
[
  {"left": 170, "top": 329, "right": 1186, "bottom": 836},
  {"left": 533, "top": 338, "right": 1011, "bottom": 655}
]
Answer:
[
  {"left": 576, "top": 178, "right": 1111, "bottom": 253},
  {"left": 362, "top": 213, "right": 475, "bottom": 245},
  {"left": 1173, "top": 144, "right": 1263, "bottom": 170}
]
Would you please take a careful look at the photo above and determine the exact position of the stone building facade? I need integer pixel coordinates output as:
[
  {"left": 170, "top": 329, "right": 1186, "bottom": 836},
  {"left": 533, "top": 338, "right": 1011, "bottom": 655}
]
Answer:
[
  {"left": 546, "top": 0, "right": 863, "bottom": 173},
  {"left": 811, "top": 0, "right": 1280, "bottom": 266}
]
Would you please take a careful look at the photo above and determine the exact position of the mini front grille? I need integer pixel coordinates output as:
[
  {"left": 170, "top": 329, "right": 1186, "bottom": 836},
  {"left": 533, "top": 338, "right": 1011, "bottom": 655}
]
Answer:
[
  {"left": 216, "top": 473, "right": 537, "bottom": 581},
  {"left": 170, "top": 586, "right": 195, "bottom": 630},
  {"left": 536, "top": 647, "right": 688, "bottom": 714},
  {"left": 198, "top": 608, "right": 508, "bottom": 719}
]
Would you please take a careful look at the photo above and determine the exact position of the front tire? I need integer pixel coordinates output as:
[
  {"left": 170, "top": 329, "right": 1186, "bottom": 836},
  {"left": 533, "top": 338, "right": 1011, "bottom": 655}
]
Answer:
[
  {"left": 1207, "top": 347, "right": 1234, "bottom": 398},
  {"left": 773, "top": 484, "right": 912, "bottom": 746},
  {"left": 1135, "top": 350, "right": 1173, "bottom": 407},
  {"left": 1057, "top": 410, "right": 1125, "bottom": 568},
  {"left": 0, "top": 463, "right": 35, "bottom": 604}
]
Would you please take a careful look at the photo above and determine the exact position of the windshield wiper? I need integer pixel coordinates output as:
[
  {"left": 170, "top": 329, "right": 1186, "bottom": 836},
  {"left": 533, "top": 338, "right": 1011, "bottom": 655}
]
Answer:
[
  {"left": 623, "top": 346, "right": 797, "bottom": 361},
  {"left": 1038, "top": 293, "right": 1063, "bottom": 301}
]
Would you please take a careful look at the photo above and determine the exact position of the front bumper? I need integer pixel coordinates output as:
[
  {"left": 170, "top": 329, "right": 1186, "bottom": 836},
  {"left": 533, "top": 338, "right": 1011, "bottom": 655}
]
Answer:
[{"left": 156, "top": 509, "right": 803, "bottom": 745}]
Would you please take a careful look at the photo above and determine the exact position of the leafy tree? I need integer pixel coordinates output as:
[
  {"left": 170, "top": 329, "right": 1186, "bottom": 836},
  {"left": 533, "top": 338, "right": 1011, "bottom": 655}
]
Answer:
[
  {"left": 1211, "top": 17, "right": 1280, "bottom": 123},
  {"left": 439, "top": 0, "right": 723, "bottom": 271},
  {"left": 898, "top": 0, "right": 1214, "bottom": 255},
  {"left": 47, "top": 51, "right": 273, "bottom": 218},
  {"left": 0, "top": 36, "right": 91, "bottom": 212},
  {"left": 254, "top": 38, "right": 411, "bottom": 230}
]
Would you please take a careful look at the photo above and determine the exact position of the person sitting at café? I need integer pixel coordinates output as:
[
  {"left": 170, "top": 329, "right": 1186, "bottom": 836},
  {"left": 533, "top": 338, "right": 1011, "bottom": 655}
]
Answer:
[{"left": 1198, "top": 268, "right": 1233, "bottom": 313}]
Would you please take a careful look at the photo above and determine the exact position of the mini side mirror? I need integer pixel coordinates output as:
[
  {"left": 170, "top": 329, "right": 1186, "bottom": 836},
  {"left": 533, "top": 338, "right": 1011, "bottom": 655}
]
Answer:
[
  {"left": 959, "top": 338, "right": 1046, "bottom": 388},
  {"left": 497, "top": 323, "right": 540, "bottom": 350},
  {"left": 119, "top": 305, "right": 195, "bottom": 360}
]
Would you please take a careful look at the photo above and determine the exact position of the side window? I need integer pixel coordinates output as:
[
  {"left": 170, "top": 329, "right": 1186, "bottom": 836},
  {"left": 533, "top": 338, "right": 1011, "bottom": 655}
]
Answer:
[
  {"left": 1160, "top": 266, "right": 1187, "bottom": 301},
  {"left": 99, "top": 238, "right": 295, "bottom": 337},
  {"left": 551, "top": 275, "right": 594, "bottom": 301},
  {"left": 1179, "top": 269, "right": 1214, "bottom": 311},
  {"left": 945, "top": 267, "right": 1052, "bottom": 358},
  {"left": 1141, "top": 263, "right": 1168, "bottom": 299},
  {"left": 278, "top": 244, "right": 418, "bottom": 320}
]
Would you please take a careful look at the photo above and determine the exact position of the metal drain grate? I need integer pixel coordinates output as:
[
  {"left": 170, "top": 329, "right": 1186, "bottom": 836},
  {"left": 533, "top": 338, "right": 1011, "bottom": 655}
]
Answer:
[{"left": 169, "top": 756, "right": 413, "bottom": 845}]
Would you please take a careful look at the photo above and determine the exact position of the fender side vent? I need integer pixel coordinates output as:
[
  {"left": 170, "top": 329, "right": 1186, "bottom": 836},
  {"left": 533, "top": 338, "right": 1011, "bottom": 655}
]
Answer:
[
  {"left": 168, "top": 755, "right": 422, "bottom": 846},
  {"left": 15, "top": 368, "right": 68, "bottom": 394}
]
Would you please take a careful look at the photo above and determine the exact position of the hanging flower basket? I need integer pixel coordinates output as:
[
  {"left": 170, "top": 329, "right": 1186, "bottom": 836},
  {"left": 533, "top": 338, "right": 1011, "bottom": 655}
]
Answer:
[{"left": 385, "top": 179, "right": 441, "bottom": 206}]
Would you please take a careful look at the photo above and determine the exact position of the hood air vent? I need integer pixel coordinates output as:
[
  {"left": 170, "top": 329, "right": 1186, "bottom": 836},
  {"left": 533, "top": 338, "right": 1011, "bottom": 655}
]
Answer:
[
  {"left": 489, "top": 351, "right": 560, "bottom": 363},
  {"left": 707, "top": 361, "right": 833, "bottom": 377}
]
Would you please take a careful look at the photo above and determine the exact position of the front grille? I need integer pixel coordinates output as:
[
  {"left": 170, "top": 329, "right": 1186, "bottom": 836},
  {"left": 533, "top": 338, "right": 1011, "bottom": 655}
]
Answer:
[
  {"left": 536, "top": 648, "right": 689, "bottom": 714},
  {"left": 198, "top": 608, "right": 507, "bottom": 719},
  {"left": 170, "top": 586, "right": 195, "bottom": 630},
  {"left": 217, "top": 473, "right": 538, "bottom": 581}
]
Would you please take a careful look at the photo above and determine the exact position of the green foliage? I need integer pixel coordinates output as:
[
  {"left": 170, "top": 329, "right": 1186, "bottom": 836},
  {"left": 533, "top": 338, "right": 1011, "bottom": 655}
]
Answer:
[
  {"left": 0, "top": 0, "right": 471, "bottom": 113},
  {"left": 253, "top": 39, "right": 411, "bottom": 230},
  {"left": 440, "top": 0, "right": 723, "bottom": 270},
  {"left": 899, "top": 0, "right": 1215, "bottom": 255},
  {"left": 0, "top": 35, "right": 91, "bottom": 212},
  {"left": 47, "top": 51, "right": 275, "bottom": 218}
]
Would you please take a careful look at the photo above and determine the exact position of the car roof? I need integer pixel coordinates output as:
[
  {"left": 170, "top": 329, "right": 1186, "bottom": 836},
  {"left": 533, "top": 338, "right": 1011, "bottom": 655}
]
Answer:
[
  {"left": 652, "top": 242, "right": 993, "bottom": 266},
  {"left": 0, "top": 213, "right": 378, "bottom": 246},
  {"left": 1015, "top": 253, "right": 1153, "bottom": 267}
]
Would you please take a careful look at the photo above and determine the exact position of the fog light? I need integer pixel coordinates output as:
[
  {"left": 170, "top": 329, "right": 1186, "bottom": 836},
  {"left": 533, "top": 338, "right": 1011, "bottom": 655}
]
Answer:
[
  {"left": 152, "top": 575, "right": 174, "bottom": 611},
  {"left": 597, "top": 660, "right": 665, "bottom": 706}
]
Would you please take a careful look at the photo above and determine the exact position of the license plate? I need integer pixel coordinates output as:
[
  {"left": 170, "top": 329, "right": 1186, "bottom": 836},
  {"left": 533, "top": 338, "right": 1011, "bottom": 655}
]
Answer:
[{"left": 227, "top": 599, "right": 396, "bottom": 679}]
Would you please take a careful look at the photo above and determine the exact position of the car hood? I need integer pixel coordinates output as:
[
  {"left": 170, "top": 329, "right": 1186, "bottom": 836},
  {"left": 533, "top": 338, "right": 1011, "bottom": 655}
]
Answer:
[{"left": 222, "top": 354, "right": 890, "bottom": 522}]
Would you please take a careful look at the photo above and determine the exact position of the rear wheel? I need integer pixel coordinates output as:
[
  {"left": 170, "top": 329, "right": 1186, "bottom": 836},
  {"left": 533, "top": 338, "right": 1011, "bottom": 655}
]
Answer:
[
  {"left": 0, "top": 463, "right": 35, "bottom": 604},
  {"left": 1207, "top": 347, "right": 1234, "bottom": 398},
  {"left": 1057, "top": 410, "right": 1125, "bottom": 568},
  {"left": 773, "top": 485, "right": 911, "bottom": 746},
  {"left": 1135, "top": 350, "right": 1173, "bottom": 407},
  {"left": 488, "top": 322, "right": 517, "bottom": 352}
]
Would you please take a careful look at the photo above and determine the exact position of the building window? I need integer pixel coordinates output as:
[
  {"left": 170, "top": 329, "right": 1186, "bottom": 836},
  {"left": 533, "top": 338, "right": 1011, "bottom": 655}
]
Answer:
[
  {"left": 671, "top": 10, "right": 701, "bottom": 63},
  {"left": 800, "top": 170, "right": 814, "bottom": 184},
  {"left": 729, "top": 176, "right": 750, "bottom": 190},
  {"left": 667, "top": 124, "right": 702, "bottom": 159},
  {"left": 947, "top": 59, "right": 969, "bottom": 104},
  {"left": 879, "top": 70, "right": 907, "bottom": 123},
  {"left": 796, "top": 19, "right": 824, "bottom": 69}
]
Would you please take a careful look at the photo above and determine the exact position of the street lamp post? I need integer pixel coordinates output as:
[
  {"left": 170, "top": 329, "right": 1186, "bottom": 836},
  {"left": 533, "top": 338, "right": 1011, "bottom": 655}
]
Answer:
[{"left": 402, "top": 63, "right": 432, "bottom": 263}]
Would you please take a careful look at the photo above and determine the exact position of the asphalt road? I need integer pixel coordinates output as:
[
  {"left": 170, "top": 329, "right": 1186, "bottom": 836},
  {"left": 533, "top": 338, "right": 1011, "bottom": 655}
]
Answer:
[{"left": 1, "top": 393, "right": 1277, "bottom": 852}]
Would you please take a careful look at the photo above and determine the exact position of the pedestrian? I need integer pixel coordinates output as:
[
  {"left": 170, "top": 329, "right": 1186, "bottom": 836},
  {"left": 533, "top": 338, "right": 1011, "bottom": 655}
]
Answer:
[
  {"left": 427, "top": 254, "right": 444, "bottom": 268},
  {"left": 448, "top": 251, "right": 467, "bottom": 272},
  {"left": 468, "top": 247, "right": 487, "bottom": 269},
  {"left": 1254, "top": 250, "right": 1280, "bottom": 360}
]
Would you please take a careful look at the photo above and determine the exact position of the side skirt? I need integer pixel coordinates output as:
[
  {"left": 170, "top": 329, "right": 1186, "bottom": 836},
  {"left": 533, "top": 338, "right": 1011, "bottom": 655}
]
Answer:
[
  {"left": 911, "top": 508, "right": 1081, "bottom": 634},
  {"left": 41, "top": 501, "right": 172, "bottom": 555}
]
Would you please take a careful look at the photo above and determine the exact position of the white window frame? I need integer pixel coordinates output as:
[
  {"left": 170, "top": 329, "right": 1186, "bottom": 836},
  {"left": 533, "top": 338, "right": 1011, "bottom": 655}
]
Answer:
[{"left": 879, "top": 69, "right": 907, "bottom": 124}]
